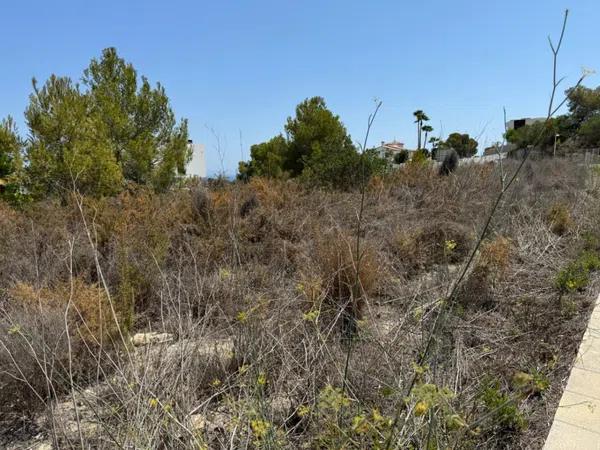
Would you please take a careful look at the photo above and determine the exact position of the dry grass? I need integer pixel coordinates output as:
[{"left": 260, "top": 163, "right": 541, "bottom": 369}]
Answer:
[
  {"left": 546, "top": 202, "right": 574, "bottom": 236},
  {"left": 1, "top": 156, "right": 600, "bottom": 449},
  {"left": 9, "top": 279, "right": 117, "bottom": 345}
]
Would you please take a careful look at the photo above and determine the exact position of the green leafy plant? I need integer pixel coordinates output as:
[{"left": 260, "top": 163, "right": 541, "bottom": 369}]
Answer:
[
  {"left": 556, "top": 251, "right": 600, "bottom": 292},
  {"left": 480, "top": 380, "right": 526, "bottom": 431},
  {"left": 311, "top": 385, "right": 393, "bottom": 449}
]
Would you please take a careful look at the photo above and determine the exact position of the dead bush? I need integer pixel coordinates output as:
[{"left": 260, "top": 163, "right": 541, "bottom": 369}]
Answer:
[
  {"left": 314, "top": 232, "right": 378, "bottom": 336},
  {"left": 9, "top": 279, "right": 119, "bottom": 345},
  {"left": 479, "top": 236, "right": 512, "bottom": 280},
  {"left": 239, "top": 194, "right": 258, "bottom": 217},
  {"left": 249, "top": 177, "right": 288, "bottom": 210},
  {"left": 388, "top": 161, "right": 437, "bottom": 190},
  {"left": 85, "top": 189, "right": 192, "bottom": 326},
  {"left": 1, "top": 279, "right": 118, "bottom": 417},
  {"left": 546, "top": 202, "right": 573, "bottom": 235},
  {"left": 190, "top": 184, "right": 211, "bottom": 223},
  {"left": 2, "top": 156, "right": 599, "bottom": 449},
  {"left": 455, "top": 265, "right": 494, "bottom": 310},
  {"left": 392, "top": 221, "right": 472, "bottom": 274},
  {"left": 0, "top": 303, "right": 69, "bottom": 415}
]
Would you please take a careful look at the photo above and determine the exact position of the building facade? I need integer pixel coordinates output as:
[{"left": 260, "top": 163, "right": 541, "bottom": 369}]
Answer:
[
  {"left": 187, "top": 140, "right": 207, "bottom": 178},
  {"left": 375, "top": 140, "right": 413, "bottom": 160},
  {"left": 505, "top": 117, "right": 545, "bottom": 131}
]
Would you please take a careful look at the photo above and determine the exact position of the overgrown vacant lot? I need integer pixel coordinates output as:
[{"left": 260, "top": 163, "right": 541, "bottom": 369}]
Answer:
[{"left": 2, "top": 157, "right": 600, "bottom": 449}]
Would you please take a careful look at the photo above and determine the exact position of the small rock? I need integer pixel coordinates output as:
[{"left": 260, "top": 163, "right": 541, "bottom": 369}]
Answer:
[
  {"left": 135, "top": 337, "right": 236, "bottom": 376},
  {"left": 131, "top": 332, "right": 174, "bottom": 346},
  {"left": 447, "top": 264, "right": 460, "bottom": 274},
  {"left": 196, "top": 338, "right": 235, "bottom": 366},
  {"left": 189, "top": 414, "right": 206, "bottom": 431},
  {"left": 30, "top": 442, "right": 53, "bottom": 450},
  {"left": 189, "top": 410, "right": 230, "bottom": 434},
  {"left": 270, "top": 395, "right": 293, "bottom": 424}
]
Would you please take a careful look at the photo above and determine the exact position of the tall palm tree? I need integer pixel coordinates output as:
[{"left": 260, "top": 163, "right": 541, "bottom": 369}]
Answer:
[
  {"left": 413, "top": 110, "right": 430, "bottom": 149},
  {"left": 422, "top": 125, "right": 434, "bottom": 150}
]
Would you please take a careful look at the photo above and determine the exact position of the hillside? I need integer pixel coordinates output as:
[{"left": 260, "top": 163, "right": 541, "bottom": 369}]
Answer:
[{"left": 1, "top": 156, "right": 600, "bottom": 448}]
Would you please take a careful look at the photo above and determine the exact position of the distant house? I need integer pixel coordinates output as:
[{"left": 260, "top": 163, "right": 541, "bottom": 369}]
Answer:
[
  {"left": 483, "top": 143, "right": 515, "bottom": 156},
  {"left": 375, "top": 140, "right": 415, "bottom": 161},
  {"left": 505, "top": 117, "right": 545, "bottom": 131},
  {"left": 187, "top": 140, "right": 207, "bottom": 178}
]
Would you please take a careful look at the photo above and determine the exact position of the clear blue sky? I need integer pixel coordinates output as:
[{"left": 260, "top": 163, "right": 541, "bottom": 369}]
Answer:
[{"left": 2, "top": 0, "right": 599, "bottom": 176}]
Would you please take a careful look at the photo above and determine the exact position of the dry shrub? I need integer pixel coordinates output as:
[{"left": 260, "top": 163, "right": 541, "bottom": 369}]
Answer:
[
  {"left": 190, "top": 184, "right": 211, "bottom": 223},
  {"left": 314, "top": 232, "right": 378, "bottom": 335},
  {"left": 298, "top": 274, "right": 326, "bottom": 311},
  {"left": 455, "top": 265, "right": 494, "bottom": 310},
  {"left": 239, "top": 194, "right": 258, "bottom": 217},
  {"left": 2, "top": 156, "right": 598, "bottom": 448},
  {"left": 1, "top": 279, "right": 117, "bottom": 416},
  {"left": 0, "top": 202, "right": 25, "bottom": 279},
  {"left": 387, "top": 161, "right": 436, "bottom": 189},
  {"left": 479, "top": 236, "right": 512, "bottom": 279},
  {"left": 367, "top": 175, "right": 386, "bottom": 199},
  {"left": 87, "top": 189, "right": 183, "bottom": 255},
  {"left": 456, "top": 237, "right": 512, "bottom": 310},
  {"left": 0, "top": 201, "right": 20, "bottom": 230},
  {"left": 392, "top": 221, "right": 472, "bottom": 274},
  {"left": 210, "top": 189, "right": 233, "bottom": 211},
  {"left": 249, "top": 177, "right": 287, "bottom": 210},
  {"left": 546, "top": 202, "right": 573, "bottom": 235},
  {"left": 9, "top": 279, "right": 118, "bottom": 345},
  {"left": 1, "top": 302, "right": 68, "bottom": 415},
  {"left": 85, "top": 189, "right": 191, "bottom": 325}
]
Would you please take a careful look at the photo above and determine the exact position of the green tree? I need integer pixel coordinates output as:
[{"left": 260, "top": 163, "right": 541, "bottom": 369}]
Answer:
[
  {"left": 83, "top": 48, "right": 190, "bottom": 190},
  {"left": 246, "top": 135, "right": 288, "bottom": 178},
  {"left": 25, "top": 76, "right": 123, "bottom": 197},
  {"left": 0, "top": 116, "right": 24, "bottom": 202},
  {"left": 566, "top": 85, "right": 600, "bottom": 124},
  {"left": 442, "top": 132, "right": 478, "bottom": 158},
  {"left": 24, "top": 48, "right": 190, "bottom": 198},
  {"left": 237, "top": 161, "right": 253, "bottom": 182},
  {"left": 393, "top": 149, "right": 409, "bottom": 164},
  {"left": 410, "top": 149, "right": 430, "bottom": 164},
  {"left": 301, "top": 143, "right": 362, "bottom": 190},
  {"left": 505, "top": 117, "right": 574, "bottom": 152},
  {"left": 565, "top": 85, "right": 600, "bottom": 147},
  {"left": 238, "top": 96, "right": 366, "bottom": 189},
  {"left": 578, "top": 115, "right": 600, "bottom": 147},
  {"left": 284, "top": 97, "right": 355, "bottom": 176},
  {"left": 413, "top": 110, "right": 430, "bottom": 150}
]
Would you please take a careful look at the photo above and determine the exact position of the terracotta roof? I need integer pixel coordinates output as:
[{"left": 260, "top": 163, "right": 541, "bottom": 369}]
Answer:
[{"left": 379, "top": 141, "right": 405, "bottom": 152}]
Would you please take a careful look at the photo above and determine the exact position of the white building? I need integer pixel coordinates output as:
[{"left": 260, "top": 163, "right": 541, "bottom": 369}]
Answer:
[
  {"left": 505, "top": 117, "right": 545, "bottom": 131},
  {"left": 187, "top": 140, "right": 206, "bottom": 178},
  {"left": 376, "top": 140, "right": 410, "bottom": 159}
]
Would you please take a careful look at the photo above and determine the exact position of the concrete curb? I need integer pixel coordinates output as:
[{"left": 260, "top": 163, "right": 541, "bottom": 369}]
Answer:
[{"left": 544, "top": 293, "right": 600, "bottom": 449}]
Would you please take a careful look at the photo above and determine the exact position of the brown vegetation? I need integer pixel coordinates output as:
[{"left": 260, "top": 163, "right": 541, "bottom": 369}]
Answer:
[{"left": 1, "top": 157, "right": 600, "bottom": 448}]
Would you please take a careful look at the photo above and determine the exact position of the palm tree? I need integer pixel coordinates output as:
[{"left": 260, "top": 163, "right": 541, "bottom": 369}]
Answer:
[
  {"left": 422, "top": 125, "right": 434, "bottom": 150},
  {"left": 429, "top": 136, "right": 441, "bottom": 159},
  {"left": 413, "top": 110, "right": 430, "bottom": 149}
]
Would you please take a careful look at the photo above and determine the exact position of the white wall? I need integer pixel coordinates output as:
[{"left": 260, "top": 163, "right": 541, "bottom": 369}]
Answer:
[{"left": 187, "top": 143, "right": 206, "bottom": 178}]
